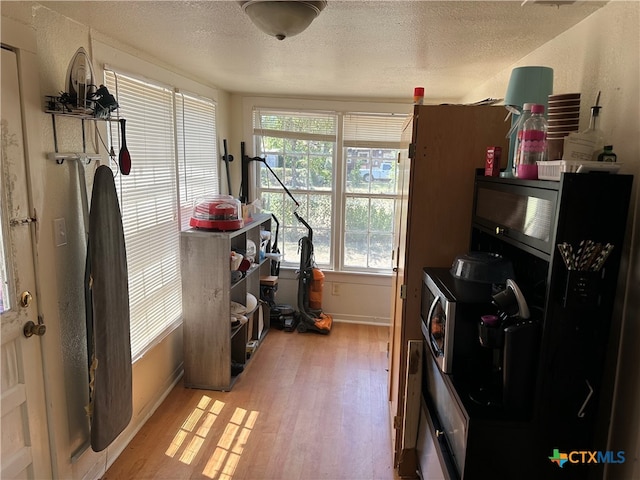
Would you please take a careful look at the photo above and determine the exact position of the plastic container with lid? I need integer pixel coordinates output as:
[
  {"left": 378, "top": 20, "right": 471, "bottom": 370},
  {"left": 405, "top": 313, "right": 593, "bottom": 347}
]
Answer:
[
  {"left": 450, "top": 252, "right": 515, "bottom": 285},
  {"left": 189, "top": 194, "right": 243, "bottom": 231}
]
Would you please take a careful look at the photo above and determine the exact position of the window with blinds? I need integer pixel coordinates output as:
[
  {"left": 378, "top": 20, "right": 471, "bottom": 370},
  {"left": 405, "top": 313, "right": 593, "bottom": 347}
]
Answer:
[
  {"left": 342, "top": 113, "right": 406, "bottom": 271},
  {"left": 176, "top": 92, "right": 219, "bottom": 231},
  {"left": 253, "top": 108, "right": 406, "bottom": 273},
  {"left": 343, "top": 113, "right": 406, "bottom": 149},
  {"left": 104, "top": 70, "right": 218, "bottom": 360},
  {"left": 254, "top": 109, "right": 337, "bottom": 268}
]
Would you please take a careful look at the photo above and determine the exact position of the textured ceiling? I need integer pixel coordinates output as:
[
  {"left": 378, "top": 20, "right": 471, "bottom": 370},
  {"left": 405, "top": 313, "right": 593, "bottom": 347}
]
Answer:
[{"left": 36, "top": 1, "right": 606, "bottom": 101}]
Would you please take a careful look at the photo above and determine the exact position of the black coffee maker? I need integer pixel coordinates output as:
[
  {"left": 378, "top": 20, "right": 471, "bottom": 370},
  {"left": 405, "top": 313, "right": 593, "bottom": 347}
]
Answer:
[{"left": 472, "top": 279, "right": 539, "bottom": 417}]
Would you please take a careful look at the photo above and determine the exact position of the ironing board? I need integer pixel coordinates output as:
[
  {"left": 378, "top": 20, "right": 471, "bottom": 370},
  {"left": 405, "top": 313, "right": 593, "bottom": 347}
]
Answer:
[{"left": 86, "top": 165, "right": 132, "bottom": 452}]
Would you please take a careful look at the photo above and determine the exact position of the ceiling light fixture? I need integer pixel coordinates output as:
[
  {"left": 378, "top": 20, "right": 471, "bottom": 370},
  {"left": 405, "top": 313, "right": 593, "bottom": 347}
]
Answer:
[{"left": 239, "top": 1, "right": 327, "bottom": 41}]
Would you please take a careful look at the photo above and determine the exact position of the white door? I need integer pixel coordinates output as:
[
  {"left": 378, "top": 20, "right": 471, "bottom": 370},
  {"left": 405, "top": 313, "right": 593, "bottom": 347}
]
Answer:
[{"left": 1, "top": 46, "right": 53, "bottom": 479}]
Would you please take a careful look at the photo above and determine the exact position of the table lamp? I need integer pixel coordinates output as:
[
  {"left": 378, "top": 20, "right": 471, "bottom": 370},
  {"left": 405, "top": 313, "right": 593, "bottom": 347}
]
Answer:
[{"left": 502, "top": 66, "right": 554, "bottom": 177}]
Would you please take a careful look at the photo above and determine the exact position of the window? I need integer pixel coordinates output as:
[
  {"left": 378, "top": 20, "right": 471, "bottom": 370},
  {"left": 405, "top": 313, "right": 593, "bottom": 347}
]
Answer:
[
  {"left": 176, "top": 92, "right": 219, "bottom": 231},
  {"left": 254, "top": 109, "right": 406, "bottom": 273},
  {"left": 343, "top": 113, "right": 405, "bottom": 270},
  {"left": 105, "top": 70, "right": 218, "bottom": 360}
]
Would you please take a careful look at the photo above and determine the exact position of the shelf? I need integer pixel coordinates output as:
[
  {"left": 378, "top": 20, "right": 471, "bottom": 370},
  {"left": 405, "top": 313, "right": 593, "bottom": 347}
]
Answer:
[
  {"left": 46, "top": 109, "right": 115, "bottom": 162},
  {"left": 231, "top": 275, "right": 246, "bottom": 289},
  {"left": 230, "top": 263, "right": 262, "bottom": 290},
  {"left": 231, "top": 321, "right": 246, "bottom": 339},
  {"left": 46, "top": 110, "right": 121, "bottom": 122}
]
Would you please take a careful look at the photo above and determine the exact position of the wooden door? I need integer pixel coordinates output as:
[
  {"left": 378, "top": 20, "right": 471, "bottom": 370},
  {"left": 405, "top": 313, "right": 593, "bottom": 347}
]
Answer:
[
  {"left": 1, "top": 46, "right": 53, "bottom": 479},
  {"left": 388, "top": 112, "right": 414, "bottom": 467}
]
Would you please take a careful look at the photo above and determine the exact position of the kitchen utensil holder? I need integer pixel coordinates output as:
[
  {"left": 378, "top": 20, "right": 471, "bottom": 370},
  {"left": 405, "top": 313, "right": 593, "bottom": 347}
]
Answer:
[{"left": 563, "top": 270, "right": 602, "bottom": 309}]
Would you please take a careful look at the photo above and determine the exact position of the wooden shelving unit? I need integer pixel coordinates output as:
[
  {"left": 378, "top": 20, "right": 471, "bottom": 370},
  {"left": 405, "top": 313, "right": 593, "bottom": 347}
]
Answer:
[{"left": 180, "top": 213, "right": 272, "bottom": 391}]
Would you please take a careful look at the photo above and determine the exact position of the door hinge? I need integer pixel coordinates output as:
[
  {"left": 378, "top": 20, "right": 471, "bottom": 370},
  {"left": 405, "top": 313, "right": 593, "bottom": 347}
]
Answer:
[
  {"left": 10, "top": 210, "right": 37, "bottom": 226},
  {"left": 408, "top": 143, "right": 416, "bottom": 159},
  {"left": 400, "top": 284, "right": 407, "bottom": 299},
  {"left": 394, "top": 415, "right": 403, "bottom": 429}
]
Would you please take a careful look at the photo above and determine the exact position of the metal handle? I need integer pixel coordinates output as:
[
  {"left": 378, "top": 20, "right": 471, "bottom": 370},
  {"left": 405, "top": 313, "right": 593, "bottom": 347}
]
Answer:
[
  {"left": 495, "top": 226, "right": 506, "bottom": 235},
  {"left": 577, "top": 379, "right": 594, "bottom": 418},
  {"left": 435, "top": 429, "right": 444, "bottom": 438},
  {"left": 24, "top": 321, "right": 47, "bottom": 338},
  {"left": 393, "top": 267, "right": 398, "bottom": 272},
  {"left": 427, "top": 296, "right": 443, "bottom": 357}
]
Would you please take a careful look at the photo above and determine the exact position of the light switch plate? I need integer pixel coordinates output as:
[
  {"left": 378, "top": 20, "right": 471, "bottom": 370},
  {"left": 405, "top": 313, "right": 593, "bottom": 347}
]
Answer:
[{"left": 54, "top": 218, "right": 67, "bottom": 246}]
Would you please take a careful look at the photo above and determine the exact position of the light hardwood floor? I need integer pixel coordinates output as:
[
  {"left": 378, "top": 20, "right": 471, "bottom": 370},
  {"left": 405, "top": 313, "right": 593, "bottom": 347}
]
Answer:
[{"left": 103, "top": 322, "right": 399, "bottom": 480}]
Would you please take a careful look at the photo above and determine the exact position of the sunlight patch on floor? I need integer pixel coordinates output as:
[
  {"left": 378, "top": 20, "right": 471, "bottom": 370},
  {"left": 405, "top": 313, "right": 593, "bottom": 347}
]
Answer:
[
  {"left": 165, "top": 395, "right": 225, "bottom": 462},
  {"left": 202, "top": 407, "right": 259, "bottom": 479},
  {"left": 164, "top": 395, "right": 259, "bottom": 479}
]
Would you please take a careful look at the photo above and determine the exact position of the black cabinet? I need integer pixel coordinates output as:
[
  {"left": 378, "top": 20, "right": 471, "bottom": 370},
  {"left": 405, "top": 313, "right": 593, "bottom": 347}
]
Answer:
[{"left": 423, "top": 172, "right": 633, "bottom": 480}]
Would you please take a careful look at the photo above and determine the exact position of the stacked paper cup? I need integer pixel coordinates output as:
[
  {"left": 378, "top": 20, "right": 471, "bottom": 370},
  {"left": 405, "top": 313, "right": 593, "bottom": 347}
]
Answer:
[{"left": 547, "top": 93, "right": 581, "bottom": 160}]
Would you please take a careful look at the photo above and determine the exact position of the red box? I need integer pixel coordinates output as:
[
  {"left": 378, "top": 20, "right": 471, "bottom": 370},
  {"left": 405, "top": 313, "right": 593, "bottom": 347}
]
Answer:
[{"left": 485, "top": 146, "right": 502, "bottom": 177}]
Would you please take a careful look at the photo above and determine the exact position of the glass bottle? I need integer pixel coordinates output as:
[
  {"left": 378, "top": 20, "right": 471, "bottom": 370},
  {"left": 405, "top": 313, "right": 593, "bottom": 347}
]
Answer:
[
  {"left": 512, "top": 103, "right": 534, "bottom": 177},
  {"left": 581, "top": 105, "right": 605, "bottom": 162},
  {"left": 597, "top": 145, "right": 617, "bottom": 162},
  {"left": 516, "top": 104, "right": 548, "bottom": 180}
]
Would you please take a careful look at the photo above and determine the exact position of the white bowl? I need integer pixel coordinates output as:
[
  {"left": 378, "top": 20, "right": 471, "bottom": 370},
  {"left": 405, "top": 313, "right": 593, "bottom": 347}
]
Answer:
[{"left": 246, "top": 293, "right": 258, "bottom": 312}]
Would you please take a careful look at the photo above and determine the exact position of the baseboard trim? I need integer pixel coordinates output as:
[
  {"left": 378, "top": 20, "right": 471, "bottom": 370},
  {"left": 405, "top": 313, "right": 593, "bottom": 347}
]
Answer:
[
  {"left": 99, "top": 364, "right": 184, "bottom": 477},
  {"left": 329, "top": 314, "right": 390, "bottom": 326}
]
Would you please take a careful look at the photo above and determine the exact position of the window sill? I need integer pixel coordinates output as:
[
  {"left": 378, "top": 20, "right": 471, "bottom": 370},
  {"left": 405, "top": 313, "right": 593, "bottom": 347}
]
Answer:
[{"left": 277, "top": 267, "right": 391, "bottom": 286}]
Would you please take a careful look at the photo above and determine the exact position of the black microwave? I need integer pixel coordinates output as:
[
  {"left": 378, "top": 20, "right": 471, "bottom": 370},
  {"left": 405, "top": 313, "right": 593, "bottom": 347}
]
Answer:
[{"left": 421, "top": 267, "right": 493, "bottom": 375}]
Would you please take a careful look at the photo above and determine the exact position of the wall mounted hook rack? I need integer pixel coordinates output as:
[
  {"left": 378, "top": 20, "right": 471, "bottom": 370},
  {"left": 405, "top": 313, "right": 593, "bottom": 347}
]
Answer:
[{"left": 47, "top": 152, "right": 101, "bottom": 165}]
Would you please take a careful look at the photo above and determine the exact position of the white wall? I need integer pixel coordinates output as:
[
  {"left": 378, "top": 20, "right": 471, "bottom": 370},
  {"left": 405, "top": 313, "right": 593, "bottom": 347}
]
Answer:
[
  {"left": 464, "top": 2, "right": 639, "bottom": 478},
  {"left": 269, "top": 269, "right": 393, "bottom": 325}
]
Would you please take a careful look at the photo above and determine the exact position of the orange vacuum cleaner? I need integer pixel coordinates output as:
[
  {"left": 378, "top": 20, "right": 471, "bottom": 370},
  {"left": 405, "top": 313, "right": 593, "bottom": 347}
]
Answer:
[{"left": 294, "top": 213, "right": 332, "bottom": 334}]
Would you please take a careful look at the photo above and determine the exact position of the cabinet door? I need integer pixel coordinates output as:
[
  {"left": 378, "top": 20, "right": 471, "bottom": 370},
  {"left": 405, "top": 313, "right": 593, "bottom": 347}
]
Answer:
[{"left": 473, "top": 179, "right": 558, "bottom": 259}]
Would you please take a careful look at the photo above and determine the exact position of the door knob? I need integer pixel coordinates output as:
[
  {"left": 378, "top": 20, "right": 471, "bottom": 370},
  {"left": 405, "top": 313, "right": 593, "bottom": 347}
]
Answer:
[
  {"left": 24, "top": 321, "right": 46, "bottom": 338},
  {"left": 20, "top": 291, "right": 33, "bottom": 308}
]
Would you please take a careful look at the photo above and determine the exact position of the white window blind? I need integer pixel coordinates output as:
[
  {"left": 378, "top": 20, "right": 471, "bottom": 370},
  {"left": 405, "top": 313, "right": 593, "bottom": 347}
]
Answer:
[
  {"left": 105, "top": 70, "right": 182, "bottom": 360},
  {"left": 176, "top": 92, "right": 219, "bottom": 231},
  {"left": 254, "top": 109, "right": 337, "bottom": 142},
  {"left": 343, "top": 113, "right": 406, "bottom": 149}
]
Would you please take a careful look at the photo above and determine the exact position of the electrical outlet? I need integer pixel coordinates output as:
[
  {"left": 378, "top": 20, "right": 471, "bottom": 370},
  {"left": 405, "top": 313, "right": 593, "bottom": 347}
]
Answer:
[
  {"left": 332, "top": 283, "right": 340, "bottom": 296},
  {"left": 54, "top": 218, "right": 67, "bottom": 247}
]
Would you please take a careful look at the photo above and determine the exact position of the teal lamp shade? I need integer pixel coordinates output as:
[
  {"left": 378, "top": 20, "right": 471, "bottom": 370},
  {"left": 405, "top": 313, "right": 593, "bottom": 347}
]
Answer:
[{"left": 503, "top": 66, "right": 554, "bottom": 177}]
